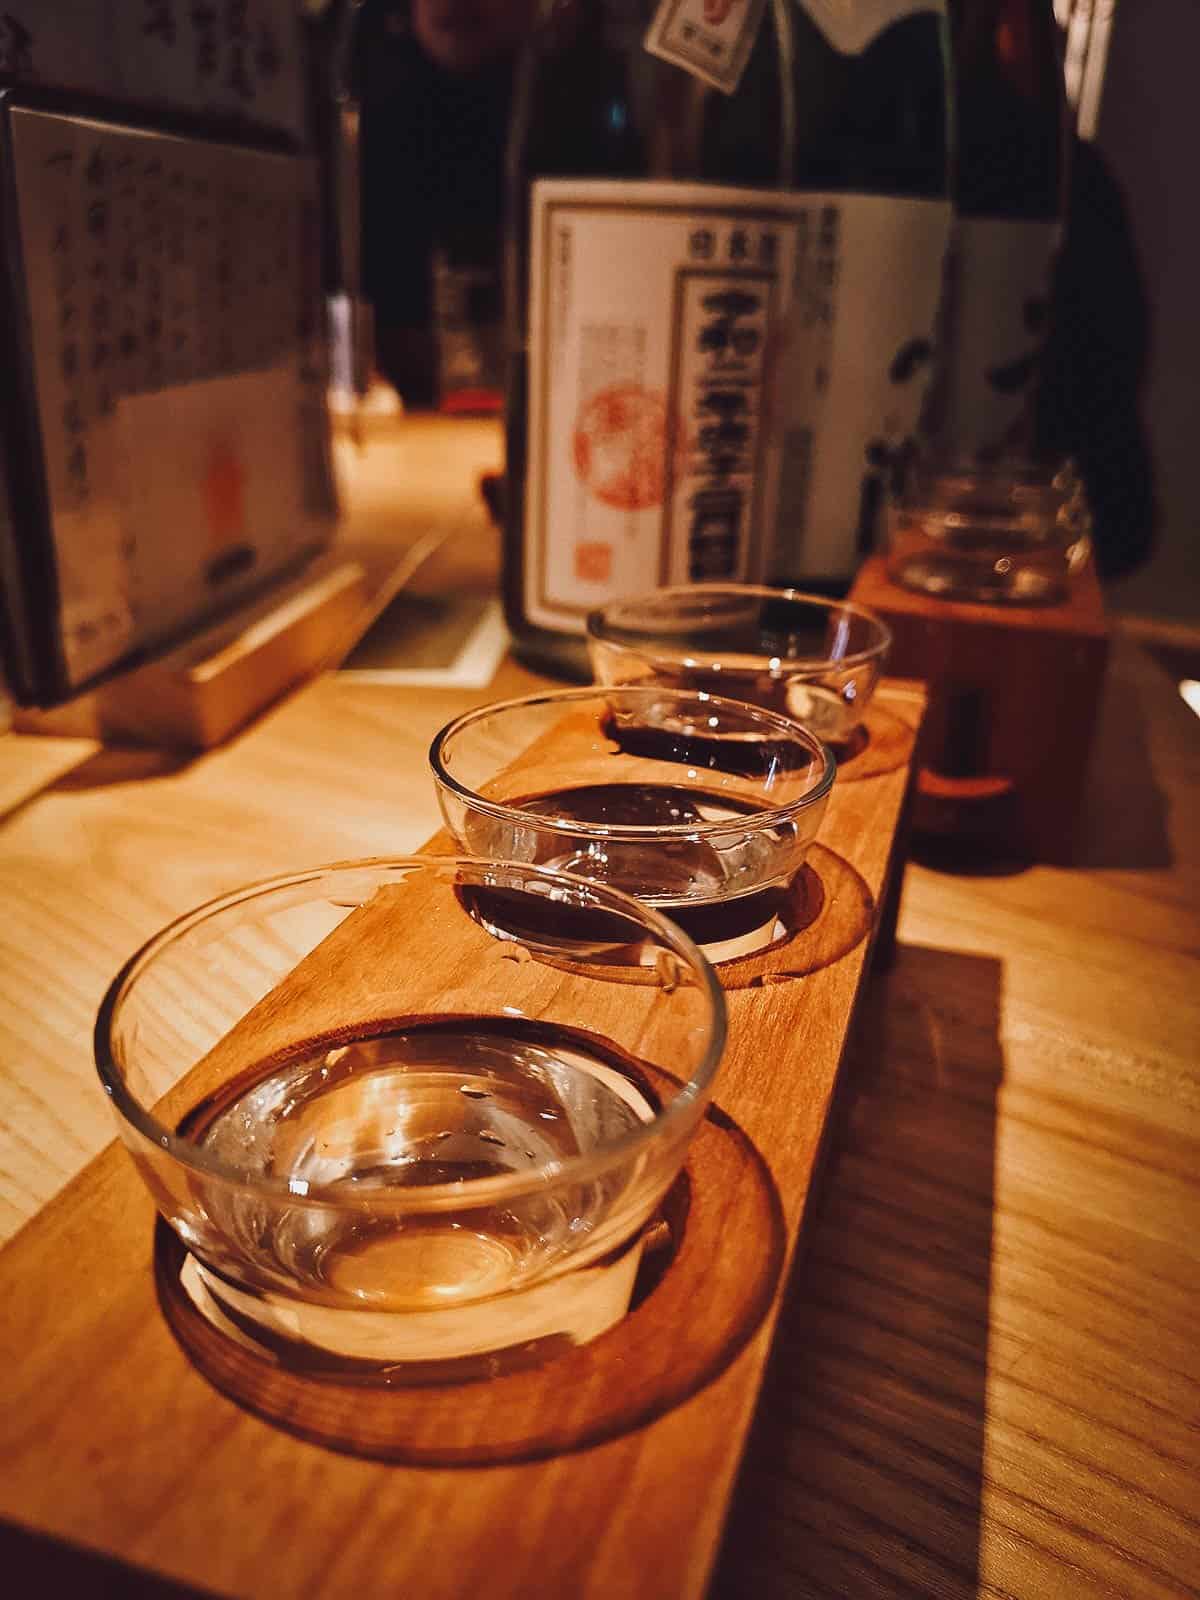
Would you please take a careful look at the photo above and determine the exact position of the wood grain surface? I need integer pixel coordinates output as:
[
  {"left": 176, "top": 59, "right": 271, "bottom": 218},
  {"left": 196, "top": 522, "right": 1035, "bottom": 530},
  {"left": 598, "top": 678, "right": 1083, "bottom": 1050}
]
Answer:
[
  {"left": 850, "top": 555, "right": 1111, "bottom": 860},
  {"left": 717, "top": 624, "right": 1200, "bottom": 1600},
  {"left": 1, "top": 417, "right": 1198, "bottom": 1600},
  {"left": 0, "top": 662, "right": 919, "bottom": 1599}
]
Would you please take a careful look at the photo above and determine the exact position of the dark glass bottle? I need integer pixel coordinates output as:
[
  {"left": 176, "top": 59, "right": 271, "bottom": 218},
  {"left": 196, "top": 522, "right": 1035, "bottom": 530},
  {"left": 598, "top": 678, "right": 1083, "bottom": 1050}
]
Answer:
[
  {"left": 926, "top": 0, "right": 1066, "bottom": 467},
  {"left": 503, "top": 0, "right": 952, "bottom": 676},
  {"left": 357, "top": 0, "right": 528, "bottom": 407}
]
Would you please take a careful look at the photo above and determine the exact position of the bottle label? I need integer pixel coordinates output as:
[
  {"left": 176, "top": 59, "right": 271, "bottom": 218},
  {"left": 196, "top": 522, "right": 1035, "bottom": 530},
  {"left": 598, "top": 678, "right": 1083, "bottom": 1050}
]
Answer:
[
  {"left": 524, "top": 179, "right": 807, "bottom": 634},
  {"left": 797, "top": 1, "right": 945, "bottom": 58},
  {"left": 769, "top": 191, "right": 951, "bottom": 579},
  {"left": 644, "top": 0, "right": 769, "bottom": 95},
  {"left": 935, "top": 216, "right": 1063, "bottom": 464}
]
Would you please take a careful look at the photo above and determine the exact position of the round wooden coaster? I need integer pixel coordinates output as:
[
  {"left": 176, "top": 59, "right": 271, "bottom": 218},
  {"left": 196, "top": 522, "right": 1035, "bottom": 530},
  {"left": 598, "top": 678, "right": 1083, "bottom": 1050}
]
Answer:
[
  {"left": 528, "top": 845, "right": 872, "bottom": 991},
  {"left": 155, "top": 1103, "right": 784, "bottom": 1466},
  {"left": 833, "top": 700, "right": 915, "bottom": 783},
  {"left": 716, "top": 843, "right": 873, "bottom": 990}
]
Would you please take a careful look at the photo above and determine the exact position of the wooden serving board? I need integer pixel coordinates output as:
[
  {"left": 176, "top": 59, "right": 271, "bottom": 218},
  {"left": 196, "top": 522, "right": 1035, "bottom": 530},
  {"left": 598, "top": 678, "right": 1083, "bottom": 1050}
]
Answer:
[{"left": 0, "top": 682, "right": 925, "bottom": 1600}]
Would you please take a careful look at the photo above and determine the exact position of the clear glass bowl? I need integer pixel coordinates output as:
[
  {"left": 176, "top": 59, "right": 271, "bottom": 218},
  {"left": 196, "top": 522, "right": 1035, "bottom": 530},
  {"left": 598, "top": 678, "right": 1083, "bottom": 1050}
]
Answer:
[
  {"left": 95, "top": 857, "right": 725, "bottom": 1380},
  {"left": 887, "top": 460, "right": 1090, "bottom": 604},
  {"left": 586, "top": 585, "right": 891, "bottom": 746},
  {"left": 430, "top": 685, "right": 835, "bottom": 955}
]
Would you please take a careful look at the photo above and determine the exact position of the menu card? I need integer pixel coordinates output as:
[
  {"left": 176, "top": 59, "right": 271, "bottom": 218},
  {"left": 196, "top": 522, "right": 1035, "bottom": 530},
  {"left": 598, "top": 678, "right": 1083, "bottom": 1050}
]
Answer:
[
  {"left": 0, "top": 1, "right": 306, "bottom": 141},
  {"left": 0, "top": 103, "right": 333, "bottom": 703}
]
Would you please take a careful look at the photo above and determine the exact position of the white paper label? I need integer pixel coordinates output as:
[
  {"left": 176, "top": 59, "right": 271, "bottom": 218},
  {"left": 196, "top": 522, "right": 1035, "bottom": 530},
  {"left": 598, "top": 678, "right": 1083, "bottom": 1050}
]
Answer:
[
  {"left": 769, "top": 191, "right": 952, "bottom": 578},
  {"left": 936, "top": 216, "right": 1063, "bottom": 464},
  {"left": 644, "top": 0, "right": 768, "bottom": 94},
  {"left": 798, "top": 0, "right": 944, "bottom": 58},
  {"left": 525, "top": 179, "right": 807, "bottom": 634}
]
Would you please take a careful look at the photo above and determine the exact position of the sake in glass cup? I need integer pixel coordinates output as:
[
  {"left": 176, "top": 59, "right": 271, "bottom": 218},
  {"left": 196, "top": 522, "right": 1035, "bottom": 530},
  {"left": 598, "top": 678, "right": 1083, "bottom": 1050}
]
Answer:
[
  {"left": 430, "top": 684, "right": 835, "bottom": 959},
  {"left": 587, "top": 585, "right": 891, "bottom": 746},
  {"left": 95, "top": 857, "right": 725, "bottom": 1381}
]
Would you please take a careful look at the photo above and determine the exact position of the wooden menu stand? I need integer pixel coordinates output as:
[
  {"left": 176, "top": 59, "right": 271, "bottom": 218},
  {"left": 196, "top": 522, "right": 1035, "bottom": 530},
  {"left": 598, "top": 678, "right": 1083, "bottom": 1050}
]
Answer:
[
  {"left": 0, "top": 682, "right": 924, "bottom": 1599},
  {"left": 850, "top": 556, "right": 1110, "bottom": 861},
  {"left": 14, "top": 557, "right": 369, "bottom": 752}
]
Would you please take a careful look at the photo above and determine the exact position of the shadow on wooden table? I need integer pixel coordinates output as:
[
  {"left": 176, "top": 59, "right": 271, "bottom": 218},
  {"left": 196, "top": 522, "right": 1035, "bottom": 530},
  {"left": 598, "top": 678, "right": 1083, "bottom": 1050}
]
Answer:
[
  {"left": 0, "top": 1521, "right": 210, "bottom": 1597},
  {"left": 39, "top": 747, "right": 193, "bottom": 793},
  {"left": 714, "top": 943, "right": 1005, "bottom": 1598},
  {"left": 1066, "top": 664, "right": 1174, "bottom": 872}
]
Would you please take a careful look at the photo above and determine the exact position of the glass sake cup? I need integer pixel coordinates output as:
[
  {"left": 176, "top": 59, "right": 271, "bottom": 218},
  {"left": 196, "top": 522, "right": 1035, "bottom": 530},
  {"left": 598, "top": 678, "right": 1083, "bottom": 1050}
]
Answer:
[
  {"left": 430, "top": 685, "right": 835, "bottom": 957},
  {"left": 95, "top": 857, "right": 725, "bottom": 1380},
  {"left": 587, "top": 585, "right": 891, "bottom": 746},
  {"left": 887, "top": 459, "right": 1090, "bottom": 604}
]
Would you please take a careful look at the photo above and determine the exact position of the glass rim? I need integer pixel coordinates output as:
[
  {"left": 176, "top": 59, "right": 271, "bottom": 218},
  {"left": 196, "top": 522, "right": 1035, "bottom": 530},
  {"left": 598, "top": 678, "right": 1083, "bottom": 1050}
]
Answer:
[
  {"left": 428, "top": 683, "right": 837, "bottom": 839},
  {"left": 586, "top": 583, "right": 893, "bottom": 673},
  {"left": 94, "top": 855, "right": 727, "bottom": 1213}
]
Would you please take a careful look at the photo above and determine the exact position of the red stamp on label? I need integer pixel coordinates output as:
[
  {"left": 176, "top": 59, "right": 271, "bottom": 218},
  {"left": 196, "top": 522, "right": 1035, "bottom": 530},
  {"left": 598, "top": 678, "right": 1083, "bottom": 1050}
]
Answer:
[
  {"left": 574, "top": 542, "right": 613, "bottom": 583},
  {"left": 573, "top": 383, "right": 672, "bottom": 512}
]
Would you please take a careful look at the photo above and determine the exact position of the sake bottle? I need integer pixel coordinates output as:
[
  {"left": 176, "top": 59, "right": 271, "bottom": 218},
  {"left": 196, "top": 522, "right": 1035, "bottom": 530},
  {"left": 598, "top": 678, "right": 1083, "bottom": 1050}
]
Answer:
[
  {"left": 504, "top": 0, "right": 952, "bottom": 675},
  {"left": 930, "top": 0, "right": 1066, "bottom": 468}
]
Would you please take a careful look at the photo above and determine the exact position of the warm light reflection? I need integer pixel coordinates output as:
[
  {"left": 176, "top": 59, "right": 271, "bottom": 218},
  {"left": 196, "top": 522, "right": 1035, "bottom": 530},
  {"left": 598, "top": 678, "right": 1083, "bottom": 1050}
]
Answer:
[{"left": 1179, "top": 680, "right": 1200, "bottom": 719}]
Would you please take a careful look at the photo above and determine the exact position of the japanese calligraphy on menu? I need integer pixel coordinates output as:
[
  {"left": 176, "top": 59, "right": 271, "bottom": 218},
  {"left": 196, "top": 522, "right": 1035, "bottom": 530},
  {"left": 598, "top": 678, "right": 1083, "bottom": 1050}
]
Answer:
[
  {"left": 5, "top": 105, "right": 330, "bottom": 694},
  {"left": 0, "top": 1, "right": 305, "bottom": 142}
]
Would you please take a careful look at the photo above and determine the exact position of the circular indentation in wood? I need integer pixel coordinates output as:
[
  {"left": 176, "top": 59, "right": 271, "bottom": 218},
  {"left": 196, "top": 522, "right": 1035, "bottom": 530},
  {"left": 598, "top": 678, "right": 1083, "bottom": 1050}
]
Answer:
[
  {"left": 715, "top": 844, "right": 874, "bottom": 990},
  {"left": 155, "top": 1103, "right": 784, "bottom": 1465},
  {"left": 913, "top": 768, "right": 1018, "bottom": 845},
  {"left": 528, "top": 845, "right": 872, "bottom": 989},
  {"left": 918, "top": 769, "right": 1015, "bottom": 804},
  {"left": 833, "top": 701, "right": 915, "bottom": 783}
]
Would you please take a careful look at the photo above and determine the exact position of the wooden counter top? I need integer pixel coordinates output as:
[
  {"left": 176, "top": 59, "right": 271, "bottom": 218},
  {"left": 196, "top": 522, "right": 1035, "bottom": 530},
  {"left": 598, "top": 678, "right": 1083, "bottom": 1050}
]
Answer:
[{"left": 0, "top": 418, "right": 1197, "bottom": 1597}]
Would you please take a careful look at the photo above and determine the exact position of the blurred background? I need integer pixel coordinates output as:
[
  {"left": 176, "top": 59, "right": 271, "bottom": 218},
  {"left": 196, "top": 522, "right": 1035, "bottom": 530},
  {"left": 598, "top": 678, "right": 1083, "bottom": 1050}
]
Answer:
[
  {"left": 327, "top": 0, "right": 1196, "bottom": 616},
  {"left": 0, "top": 0, "right": 1195, "bottom": 722}
]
